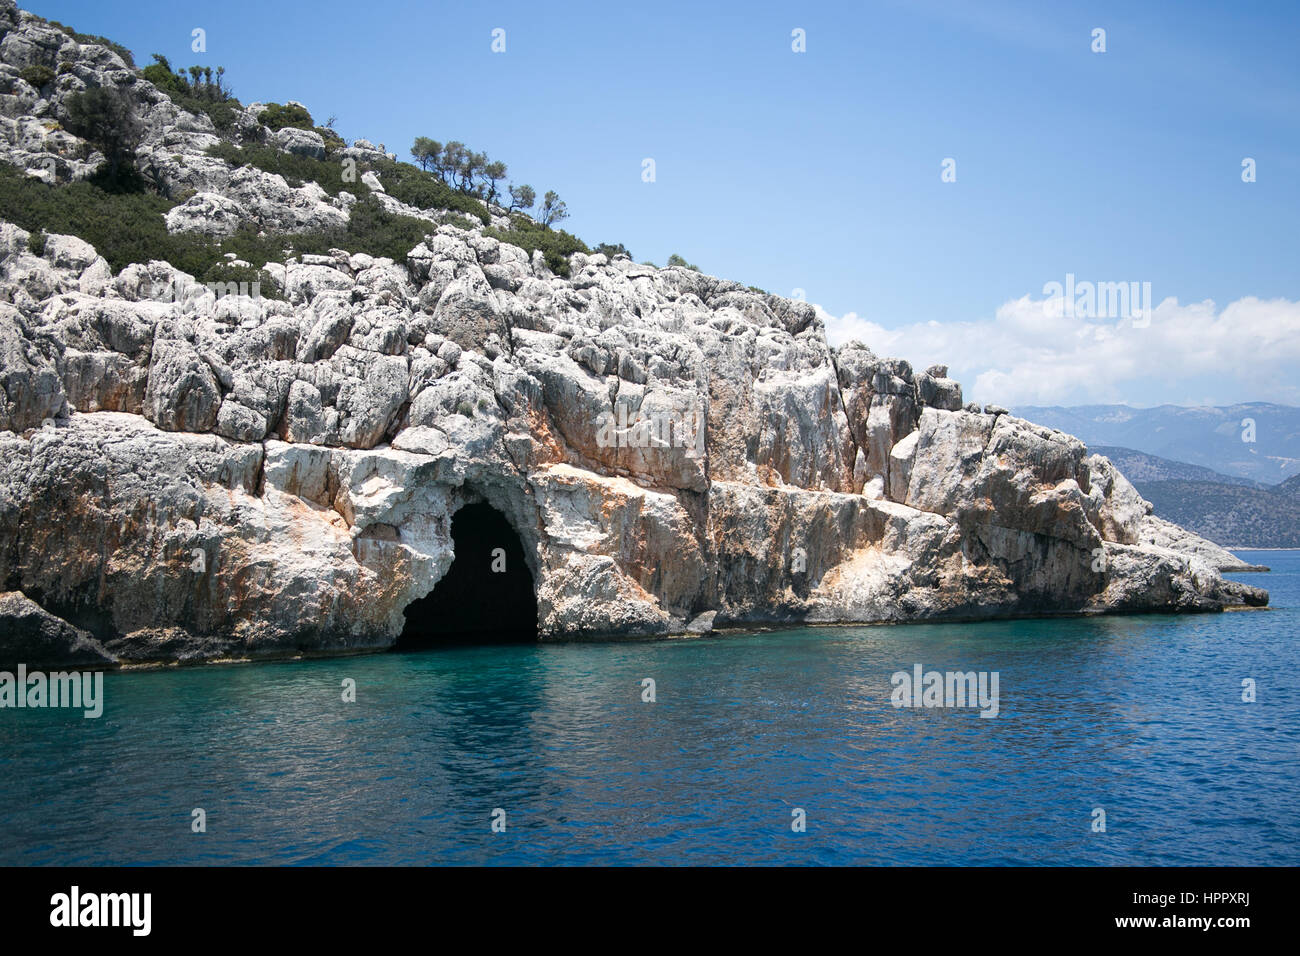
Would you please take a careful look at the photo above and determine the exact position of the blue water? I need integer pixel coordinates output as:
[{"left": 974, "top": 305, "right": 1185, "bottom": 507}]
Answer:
[{"left": 2, "top": 550, "right": 1297, "bottom": 866}]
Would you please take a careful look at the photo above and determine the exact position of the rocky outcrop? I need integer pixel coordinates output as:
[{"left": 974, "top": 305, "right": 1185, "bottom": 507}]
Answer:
[
  {"left": 0, "top": 0, "right": 1268, "bottom": 667},
  {"left": 0, "top": 219, "right": 1268, "bottom": 666},
  {"left": 0, "top": 591, "right": 116, "bottom": 668}
]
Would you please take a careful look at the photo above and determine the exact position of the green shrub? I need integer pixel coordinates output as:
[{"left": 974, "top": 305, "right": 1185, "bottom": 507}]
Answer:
[
  {"left": 484, "top": 214, "right": 589, "bottom": 278},
  {"left": 258, "top": 102, "right": 314, "bottom": 132},
  {"left": 667, "top": 253, "right": 700, "bottom": 271},
  {"left": 63, "top": 87, "right": 143, "bottom": 185},
  {"left": 201, "top": 261, "right": 284, "bottom": 300},
  {"left": 0, "top": 161, "right": 194, "bottom": 272},
  {"left": 371, "top": 159, "right": 490, "bottom": 224},
  {"left": 207, "top": 197, "right": 432, "bottom": 267},
  {"left": 27, "top": 229, "right": 47, "bottom": 256},
  {"left": 203, "top": 197, "right": 432, "bottom": 267},
  {"left": 141, "top": 56, "right": 186, "bottom": 95},
  {"left": 57, "top": 61, "right": 76, "bottom": 75},
  {"left": 207, "top": 141, "right": 366, "bottom": 198},
  {"left": 209, "top": 147, "right": 495, "bottom": 226},
  {"left": 315, "top": 126, "right": 345, "bottom": 153},
  {"left": 0, "top": 156, "right": 435, "bottom": 282},
  {"left": 202, "top": 100, "right": 238, "bottom": 131},
  {"left": 0, "top": 163, "right": 265, "bottom": 276},
  {"left": 594, "top": 242, "right": 631, "bottom": 259},
  {"left": 86, "top": 161, "right": 149, "bottom": 195},
  {"left": 143, "top": 56, "right": 239, "bottom": 130},
  {"left": 339, "top": 193, "right": 434, "bottom": 263},
  {"left": 19, "top": 65, "right": 55, "bottom": 90}
]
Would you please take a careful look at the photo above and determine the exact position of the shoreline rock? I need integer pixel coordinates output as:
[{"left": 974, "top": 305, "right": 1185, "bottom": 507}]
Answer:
[
  {"left": 0, "top": 0, "right": 1270, "bottom": 667},
  {"left": 0, "top": 235, "right": 1272, "bottom": 668}
]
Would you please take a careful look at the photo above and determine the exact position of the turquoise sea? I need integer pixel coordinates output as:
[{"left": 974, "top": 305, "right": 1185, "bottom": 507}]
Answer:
[{"left": 1, "top": 550, "right": 1296, "bottom": 866}]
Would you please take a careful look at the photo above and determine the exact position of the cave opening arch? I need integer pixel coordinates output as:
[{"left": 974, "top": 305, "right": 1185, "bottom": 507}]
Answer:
[{"left": 397, "top": 501, "right": 539, "bottom": 649}]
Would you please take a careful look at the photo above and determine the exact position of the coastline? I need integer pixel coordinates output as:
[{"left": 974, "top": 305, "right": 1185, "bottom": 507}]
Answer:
[{"left": 74, "top": 601, "right": 1275, "bottom": 673}]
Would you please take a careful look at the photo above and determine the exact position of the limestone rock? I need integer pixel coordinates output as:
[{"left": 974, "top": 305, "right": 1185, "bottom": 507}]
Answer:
[
  {"left": 0, "top": 301, "right": 64, "bottom": 428},
  {"left": 0, "top": 0, "right": 1268, "bottom": 663},
  {"left": 143, "top": 339, "right": 222, "bottom": 432},
  {"left": 272, "top": 126, "right": 325, "bottom": 159},
  {"left": 165, "top": 191, "right": 244, "bottom": 236}
]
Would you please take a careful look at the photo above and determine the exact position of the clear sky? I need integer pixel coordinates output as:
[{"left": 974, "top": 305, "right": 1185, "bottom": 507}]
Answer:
[{"left": 26, "top": 0, "right": 1300, "bottom": 406}]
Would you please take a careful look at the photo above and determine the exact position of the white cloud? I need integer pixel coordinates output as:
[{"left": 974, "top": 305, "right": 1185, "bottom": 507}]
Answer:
[{"left": 818, "top": 294, "right": 1300, "bottom": 407}]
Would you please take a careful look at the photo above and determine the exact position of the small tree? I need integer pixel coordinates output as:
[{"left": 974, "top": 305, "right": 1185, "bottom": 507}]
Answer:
[
  {"left": 439, "top": 141, "right": 467, "bottom": 186},
  {"left": 483, "top": 160, "right": 507, "bottom": 205},
  {"left": 64, "top": 86, "right": 143, "bottom": 185},
  {"left": 411, "top": 136, "right": 441, "bottom": 172},
  {"left": 457, "top": 149, "right": 486, "bottom": 193},
  {"left": 595, "top": 242, "right": 631, "bottom": 260},
  {"left": 539, "top": 190, "right": 568, "bottom": 227},
  {"left": 142, "top": 54, "right": 184, "bottom": 94},
  {"left": 667, "top": 253, "right": 699, "bottom": 271},
  {"left": 508, "top": 183, "right": 535, "bottom": 212}
]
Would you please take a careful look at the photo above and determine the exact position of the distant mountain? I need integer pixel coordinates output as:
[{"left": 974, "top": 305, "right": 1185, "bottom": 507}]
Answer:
[
  {"left": 1014, "top": 403, "right": 1300, "bottom": 485},
  {"left": 1091, "top": 446, "right": 1264, "bottom": 487},
  {"left": 1130, "top": 479, "right": 1300, "bottom": 549},
  {"left": 1072, "top": 446, "right": 1300, "bottom": 548}
]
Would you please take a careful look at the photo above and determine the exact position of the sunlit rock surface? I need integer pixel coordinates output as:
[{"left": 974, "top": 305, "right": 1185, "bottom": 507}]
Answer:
[{"left": 0, "top": 0, "right": 1266, "bottom": 665}]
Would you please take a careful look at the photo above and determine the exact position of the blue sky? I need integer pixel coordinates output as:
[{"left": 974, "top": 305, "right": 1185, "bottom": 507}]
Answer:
[{"left": 28, "top": 0, "right": 1300, "bottom": 406}]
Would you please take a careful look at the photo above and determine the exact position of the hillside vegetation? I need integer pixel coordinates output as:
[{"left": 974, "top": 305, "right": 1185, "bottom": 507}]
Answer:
[
  {"left": 1134, "top": 479, "right": 1300, "bottom": 548},
  {"left": 0, "top": 8, "right": 630, "bottom": 283}
]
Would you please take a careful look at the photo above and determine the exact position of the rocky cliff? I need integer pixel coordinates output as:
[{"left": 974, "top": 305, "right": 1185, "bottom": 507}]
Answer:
[{"left": 0, "top": 1, "right": 1266, "bottom": 667}]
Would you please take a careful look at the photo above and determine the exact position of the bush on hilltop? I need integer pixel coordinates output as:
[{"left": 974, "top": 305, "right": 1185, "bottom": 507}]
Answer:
[
  {"left": 142, "top": 56, "right": 239, "bottom": 131},
  {"left": 258, "top": 102, "right": 314, "bottom": 132},
  {"left": 484, "top": 214, "right": 589, "bottom": 277}
]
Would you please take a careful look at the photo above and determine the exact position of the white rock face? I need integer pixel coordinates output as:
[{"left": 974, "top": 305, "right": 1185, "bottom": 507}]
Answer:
[
  {"left": 0, "top": 219, "right": 1268, "bottom": 665},
  {"left": 272, "top": 126, "right": 325, "bottom": 158},
  {"left": 164, "top": 191, "right": 244, "bottom": 236},
  {"left": 0, "top": 0, "right": 1267, "bottom": 666}
]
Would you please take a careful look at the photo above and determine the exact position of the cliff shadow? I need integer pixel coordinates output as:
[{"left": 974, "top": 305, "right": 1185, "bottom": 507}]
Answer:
[{"left": 396, "top": 502, "right": 539, "bottom": 649}]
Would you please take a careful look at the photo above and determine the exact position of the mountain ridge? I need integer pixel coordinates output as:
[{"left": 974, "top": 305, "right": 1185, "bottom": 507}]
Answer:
[
  {"left": 1090, "top": 445, "right": 1266, "bottom": 487},
  {"left": 1015, "top": 402, "right": 1300, "bottom": 485}
]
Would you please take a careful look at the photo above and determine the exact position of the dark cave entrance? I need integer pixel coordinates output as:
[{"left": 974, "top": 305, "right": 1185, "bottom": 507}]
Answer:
[{"left": 396, "top": 502, "right": 539, "bottom": 649}]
